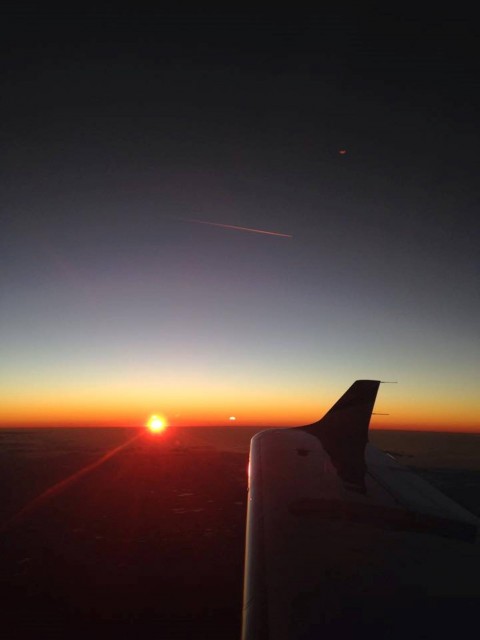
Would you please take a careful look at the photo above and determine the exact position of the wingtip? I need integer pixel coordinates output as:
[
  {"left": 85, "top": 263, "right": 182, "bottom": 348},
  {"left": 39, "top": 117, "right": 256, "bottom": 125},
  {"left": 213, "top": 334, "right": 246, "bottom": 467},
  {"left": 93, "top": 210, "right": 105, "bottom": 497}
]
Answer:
[{"left": 301, "top": 380, "right": 381, "bottom": 492}]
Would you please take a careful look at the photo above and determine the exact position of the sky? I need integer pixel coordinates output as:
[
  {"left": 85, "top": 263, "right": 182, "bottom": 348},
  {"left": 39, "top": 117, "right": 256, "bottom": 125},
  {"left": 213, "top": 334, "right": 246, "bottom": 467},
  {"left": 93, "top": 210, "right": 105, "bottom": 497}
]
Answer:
[{"left": 1, "top": 7, "right": 479, "bottom": 430}]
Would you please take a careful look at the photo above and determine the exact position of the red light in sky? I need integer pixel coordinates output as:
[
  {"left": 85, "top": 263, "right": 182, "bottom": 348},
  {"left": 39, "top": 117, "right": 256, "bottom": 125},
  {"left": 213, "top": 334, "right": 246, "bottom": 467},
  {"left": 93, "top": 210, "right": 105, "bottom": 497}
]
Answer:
[{"left": 339, "top": 149, "right": 347, "bottom": 155}]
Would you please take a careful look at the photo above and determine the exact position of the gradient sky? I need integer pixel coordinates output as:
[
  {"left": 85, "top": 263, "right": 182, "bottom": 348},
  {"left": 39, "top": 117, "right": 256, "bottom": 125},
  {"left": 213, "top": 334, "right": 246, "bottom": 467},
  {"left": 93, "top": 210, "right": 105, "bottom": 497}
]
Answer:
[{"left": 1, "top": 7, "right": 479, "bottom": 430}]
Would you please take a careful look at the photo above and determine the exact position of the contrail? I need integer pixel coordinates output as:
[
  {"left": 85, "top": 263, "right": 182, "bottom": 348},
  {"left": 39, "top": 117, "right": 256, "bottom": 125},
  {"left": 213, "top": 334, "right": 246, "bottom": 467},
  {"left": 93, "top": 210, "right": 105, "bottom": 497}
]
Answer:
[{"left": 184, "top": 218, "right": 293, "bottom": 238}]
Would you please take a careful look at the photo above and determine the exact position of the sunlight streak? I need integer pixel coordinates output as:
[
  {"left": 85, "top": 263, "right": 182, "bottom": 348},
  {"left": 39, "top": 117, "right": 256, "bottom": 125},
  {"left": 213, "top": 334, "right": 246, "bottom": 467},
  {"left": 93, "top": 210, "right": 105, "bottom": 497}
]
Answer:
[{"left": 0, "top": 432, "right": 142, "bottom": 532}]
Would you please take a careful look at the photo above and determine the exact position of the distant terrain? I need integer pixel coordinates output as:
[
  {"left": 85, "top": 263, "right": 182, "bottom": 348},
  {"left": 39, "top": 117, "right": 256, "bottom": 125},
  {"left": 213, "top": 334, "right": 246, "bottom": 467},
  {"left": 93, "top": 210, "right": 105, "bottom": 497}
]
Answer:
[{"left": 0, "top": 427, "right": 478, "bottom": 638}]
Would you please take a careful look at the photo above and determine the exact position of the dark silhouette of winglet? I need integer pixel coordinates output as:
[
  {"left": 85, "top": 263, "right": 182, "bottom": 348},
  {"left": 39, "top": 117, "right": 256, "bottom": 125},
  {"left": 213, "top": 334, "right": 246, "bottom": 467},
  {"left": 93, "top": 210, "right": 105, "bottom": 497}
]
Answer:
[{"left": 300, "top": 380, "right": 381, "bottom": 492}]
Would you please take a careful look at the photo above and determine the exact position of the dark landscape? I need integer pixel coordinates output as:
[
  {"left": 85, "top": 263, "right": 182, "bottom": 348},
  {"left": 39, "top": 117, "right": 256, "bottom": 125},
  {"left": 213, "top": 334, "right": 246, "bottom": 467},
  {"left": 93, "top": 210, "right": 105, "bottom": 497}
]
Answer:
[{"left": 1, "top": 427, "right": 479, "bottom": 639}]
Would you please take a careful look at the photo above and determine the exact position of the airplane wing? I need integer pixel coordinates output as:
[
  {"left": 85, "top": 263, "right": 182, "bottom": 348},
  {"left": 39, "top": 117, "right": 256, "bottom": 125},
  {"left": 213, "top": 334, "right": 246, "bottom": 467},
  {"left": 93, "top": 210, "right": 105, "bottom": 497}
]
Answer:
[{"left": 242, "top": 380, "right": 480, "bottom": 640}]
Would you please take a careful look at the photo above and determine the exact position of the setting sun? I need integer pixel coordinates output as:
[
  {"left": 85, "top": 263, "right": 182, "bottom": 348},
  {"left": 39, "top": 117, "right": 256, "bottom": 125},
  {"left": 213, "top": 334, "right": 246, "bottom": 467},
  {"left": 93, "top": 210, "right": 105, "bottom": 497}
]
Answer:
[{"left": 147, "top": 415, "right": 166, "bottom": 433}]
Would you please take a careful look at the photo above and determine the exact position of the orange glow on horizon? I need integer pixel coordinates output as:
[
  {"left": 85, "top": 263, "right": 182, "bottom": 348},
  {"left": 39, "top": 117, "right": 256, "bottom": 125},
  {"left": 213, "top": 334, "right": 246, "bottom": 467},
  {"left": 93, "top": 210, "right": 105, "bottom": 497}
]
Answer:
[{"left": 0, "top": 381, "right": 478, "bottom": 432}]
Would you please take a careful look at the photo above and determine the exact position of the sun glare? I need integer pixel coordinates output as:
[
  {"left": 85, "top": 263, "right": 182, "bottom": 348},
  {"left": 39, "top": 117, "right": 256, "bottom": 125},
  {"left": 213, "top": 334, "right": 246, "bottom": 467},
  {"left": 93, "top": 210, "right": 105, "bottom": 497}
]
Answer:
[{"left": 147, "top": 415, "right": 166, "bottom": 433}]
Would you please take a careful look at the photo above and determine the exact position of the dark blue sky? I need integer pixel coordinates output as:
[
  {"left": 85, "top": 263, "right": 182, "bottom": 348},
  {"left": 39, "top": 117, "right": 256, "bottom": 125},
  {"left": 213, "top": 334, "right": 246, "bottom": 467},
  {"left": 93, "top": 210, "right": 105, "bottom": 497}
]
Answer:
[{"left": 1, "top": 7, "right": 479, "bottom": 428}]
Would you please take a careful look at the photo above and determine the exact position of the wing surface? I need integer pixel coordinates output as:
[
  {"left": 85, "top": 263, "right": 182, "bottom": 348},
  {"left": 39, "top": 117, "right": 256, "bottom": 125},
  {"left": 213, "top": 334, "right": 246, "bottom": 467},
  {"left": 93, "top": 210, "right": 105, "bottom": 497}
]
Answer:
[{"left": 242, "top": 380, "right": 480, "bottom": 640}]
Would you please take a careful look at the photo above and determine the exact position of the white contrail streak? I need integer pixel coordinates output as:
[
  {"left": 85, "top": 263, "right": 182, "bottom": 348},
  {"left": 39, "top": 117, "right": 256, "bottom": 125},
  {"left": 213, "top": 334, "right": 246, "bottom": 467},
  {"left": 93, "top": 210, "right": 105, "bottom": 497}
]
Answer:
[{"left": 183, "top": 218, "right": 293, "bottom": 238}]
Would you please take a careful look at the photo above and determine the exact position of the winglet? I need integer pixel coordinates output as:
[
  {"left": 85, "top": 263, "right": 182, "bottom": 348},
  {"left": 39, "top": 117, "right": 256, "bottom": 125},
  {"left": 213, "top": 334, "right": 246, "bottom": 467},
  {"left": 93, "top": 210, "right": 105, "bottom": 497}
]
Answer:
[{"left": 300, "top": 380, "right": 380, "bottom": 492}]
